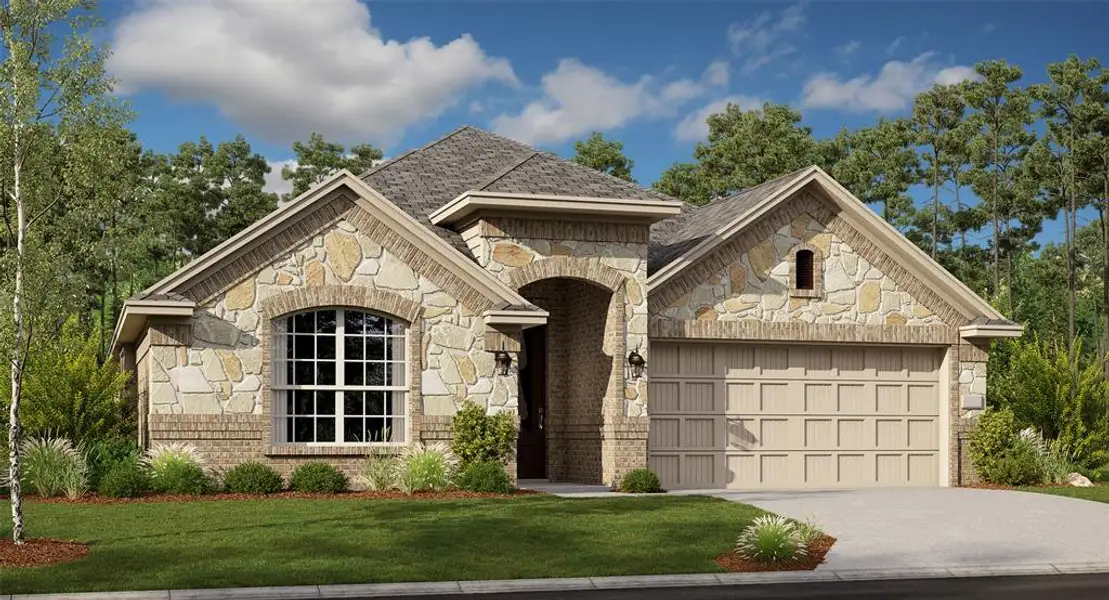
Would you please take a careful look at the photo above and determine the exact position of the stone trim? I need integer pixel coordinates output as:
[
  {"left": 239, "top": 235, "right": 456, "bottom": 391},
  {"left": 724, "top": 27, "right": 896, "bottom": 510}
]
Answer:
[
  {"left": 259, "top": 298, "right": 424, "bottom": 454},
  {"left": 788, "top": 242, "right": 823, "bottom": 298},
  {"left": 184, "top": 195, "right": 353, "bottom": 303},
  {"left": 259, "top": 285, "right": 424, "bottom": 323},
  {"left": 343, "top": 204, "right": 497, "bottom": 314},
  {"left": 649, "top": 318, "right": 958, "bottom": 345},
  {"left": 508, "top": 256, "right": 627, "bottom": 293},
  {"left": 481, "top": 217, "right": 649, "bottom": 244}
]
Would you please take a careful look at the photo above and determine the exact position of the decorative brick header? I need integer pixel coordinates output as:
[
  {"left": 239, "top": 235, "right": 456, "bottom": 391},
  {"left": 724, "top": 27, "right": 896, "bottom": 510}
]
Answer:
[
  {"left": 508, "top": 256, "right": 626, "bottom": 293},
  {"left": 788, "top": 242, "right": 823, "bottom": 298},
  {"left": 259, "top": 285, "right": 423, "bottom": 324},
  {"left": 481, "top": 217, "right": 649, "bottom": 244},
  {"left": 649, "top": 318, "right": 958, "bottom": 345}
]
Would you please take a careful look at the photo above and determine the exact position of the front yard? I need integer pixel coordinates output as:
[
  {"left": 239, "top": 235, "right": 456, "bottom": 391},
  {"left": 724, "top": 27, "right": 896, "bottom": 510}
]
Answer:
[{"left": 1, "top": 495, "right": 763, "bottom": 594}]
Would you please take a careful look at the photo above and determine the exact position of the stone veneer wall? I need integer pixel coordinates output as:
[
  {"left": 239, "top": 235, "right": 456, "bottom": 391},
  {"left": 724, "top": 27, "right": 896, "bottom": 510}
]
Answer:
[
  {"left": 464, "top": 217, "right": 650, "bottom": 485},
  {"left": 143, "top": 215, "right": 518, "bottom": 477}
]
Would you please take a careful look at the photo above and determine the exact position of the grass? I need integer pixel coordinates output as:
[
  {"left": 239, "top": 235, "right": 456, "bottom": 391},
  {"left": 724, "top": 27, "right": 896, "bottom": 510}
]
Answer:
[
  {"left": 0, "top": 495, "right": 764, "bottom": 594},
  {"left": 1020, "top": 484, "right": 1109, "bottom": 503}
]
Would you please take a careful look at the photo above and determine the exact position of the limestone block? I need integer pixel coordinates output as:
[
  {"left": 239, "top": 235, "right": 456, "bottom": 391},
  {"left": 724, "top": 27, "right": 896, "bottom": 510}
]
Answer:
[
  {"left": 359, "top": 235, "right": 384, "bottom": 259},
  {"left": 859, "top": 281, "right": 881, "bottom": 313},
  {"left": 695, "top": 307, "right": 718, "bottom": 320},
  {"left": 225, "top": 280, "right": 256, "bottom": 311},
  {"left": 625, "top": 279, "right": 644, "bottom": 306},
  {"left": 886, "top": 313, "right": 907, "bottom": 325},
  {"left": 456, "top": 355, "right": 478, "bottom": 385},
  {"left": 225, "top": 393, "right": 256, "bottom": 413},
  {"left": 305, "top": 260, "right": 326, "bottom": 287},
  {"left": 240, "top": 348, "right": 263, "bottom": 374},
  {"left": 150, "top": 382, "right": 178, "bottom": 406},
  {"left": 425, "top": 292, "right": 457, "bottom": 307},
  {"left": 171, "top": 365, "right": 214, "bottom": 394},
  {"left": 439, "top": 354, "right": 462, "bottom": 385},
  {"left": 809, "top": 233, "right": 833, "bottom": 256},
  {"left": 324, "top": 230, "right": 362, "bottom": 282},
  {"left": 421, "top": 369, "right": 450, "bottom": 396},
  {"left": 236, "top": 310, "right": 260, "bottom": 335},
  {"left": 217, "top": 350, "right": 243, "bottom": 382},
  {"left": 729, "top": 265, "right": 748, "bottom": 295},
  {"left": 193, "top": 314, "right": 240, "bottom": 347},
  {"left": 492, "top": 242, "right": 534, "bottom": 267},
  {"left": 235, "top": 374, "right": 262, "bottom": 393},
  {"left": 180, "top": 393, "right": 222, "bottom": 414},
  {"left": 748, "top": 240, "right": 777, "bottom": 281},
  {"left": 378, "top": 256, "right": 418, "bottom": 290},
  {"left": 201, "top": 350, "right": 227, "bottom": 382},
  {"left": 825, "top": 261, "right": 853, "bottom": 292}
]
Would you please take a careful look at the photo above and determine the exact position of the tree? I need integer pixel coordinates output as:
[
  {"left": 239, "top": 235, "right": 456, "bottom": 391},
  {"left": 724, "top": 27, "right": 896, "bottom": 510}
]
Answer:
[
  {"left": 0, "top": 0, "right": 126, "bottom": 543},
  {"left": 654, "top": 103, "right": 833, "bottom": 204},
  {"left": 281, "top": 132, "right": 383, "bottom": 200},
  {"left": 831, "top": 118, "right": 919, "bottom": 228},
  {"left": 911, "top": 84, "right": 966, "bottom": 257},
  {"left": 571, "top": 132, "right": 635, "bottom": 182}
]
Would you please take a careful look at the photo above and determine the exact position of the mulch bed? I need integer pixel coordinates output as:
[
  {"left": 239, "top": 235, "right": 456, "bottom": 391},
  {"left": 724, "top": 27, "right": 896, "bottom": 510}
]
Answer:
[
  {"left": 0, "top": 538, "right": 89, "bottom": 568},
  {"left": 714, "top": 535, "right": 837, "bottom": 573},
  {"left": 25, "top": 489, "right": 543, "bottom": 505}
]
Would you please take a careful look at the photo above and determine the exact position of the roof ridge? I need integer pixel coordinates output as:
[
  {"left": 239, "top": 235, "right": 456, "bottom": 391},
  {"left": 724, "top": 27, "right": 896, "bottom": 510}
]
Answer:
[
  {"left": 715, "top": 166, "right": 815, "bottom": 203},
  {"left": 360, "top": 125, "right": 475, "bottom": 179},
  {"left": 540, "top": 148, "right": 681, "bottom": 203},
  {"left": 477, "top": 151, "right": 541, "bottom": 191}
]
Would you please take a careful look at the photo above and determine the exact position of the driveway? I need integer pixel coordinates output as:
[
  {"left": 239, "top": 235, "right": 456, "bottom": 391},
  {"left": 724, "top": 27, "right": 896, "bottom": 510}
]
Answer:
[{"left": 701, "top": 488, "right": 1109, "bottom": 570}]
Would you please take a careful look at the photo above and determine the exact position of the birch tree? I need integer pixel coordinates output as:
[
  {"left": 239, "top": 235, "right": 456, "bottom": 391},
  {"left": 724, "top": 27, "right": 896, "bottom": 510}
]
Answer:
[{"left": 1, "top": 0, "right": 123, "bottom": 543}]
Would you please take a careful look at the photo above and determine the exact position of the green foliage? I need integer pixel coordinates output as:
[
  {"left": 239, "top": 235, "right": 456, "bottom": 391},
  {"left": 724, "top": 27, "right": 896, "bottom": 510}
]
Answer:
[
  {"left": 456, "top": 460, "right": 513, "bottom": 494},
  {"left": 398, "top": 442, "right": 459, "bottom": 493},
  {"left": 10, "top": 317, "right": 131, "bottom": 445},
  {"left": 735, "top": 515, "right": 808, "bottom": 562},
  {"left": 450, "top": 400, "right": 517, "bottom": 468},
  {"left": 969, "top": 406, "right": 1019, "bottom": 481},
  {"left": 21, "top": 437, "right": 88, "bottom": 499},
  {"left": 572, "top": 132, "right": 636, "bottom": 182},
  {"left": 617, "top": 468, "right": 663, "bottom": 493},
  {"left": 986, "top": 438, "right": 1045, "bottom": 486},
  {"left": 793, "top": 517, "right": 824, "bottom": 546},
  {"left": 989, "top": 337, "right": 1109, "bottom": 467},
  {"left": 98, "top": 460, "right": 150, "bottom": 498},
  {"left": 83, "top": 436, "right": 141, "bottom": 492},
  {"left": 149, "top": 461, "right": 213, "bottom": 495},
  {"left": 289, "top": 462, "right": 348, "bottom": 494},
  {"left": 359, "top": 448, "right": 400, "bottom": 491},
  {"left": 281, "top": 133, "right": 383, "bottom": 200},
  {"left": 223, "top": 462, "right": 284, "bottom": 494}
]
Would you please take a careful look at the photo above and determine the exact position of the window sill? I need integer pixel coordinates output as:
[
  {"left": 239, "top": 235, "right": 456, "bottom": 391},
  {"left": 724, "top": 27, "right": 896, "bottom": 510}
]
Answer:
[
  {"left": 790, "top": 288, "right": 822, "bottom": 299},
  {"left": 265, "top": 444, "right": 406, "bottom": 457}
]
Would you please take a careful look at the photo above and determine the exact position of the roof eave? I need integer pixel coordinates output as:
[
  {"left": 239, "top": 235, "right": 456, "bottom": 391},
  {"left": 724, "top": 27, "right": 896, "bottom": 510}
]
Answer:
[
  {"left": 109, "top": 300, "right": 198, "bottom": 357},
  {"left": 430, "top": 190, "right": 683, "bottom": 228},
  {"left": 959, "top": 323, "right": 1025, "bottom": 340}
]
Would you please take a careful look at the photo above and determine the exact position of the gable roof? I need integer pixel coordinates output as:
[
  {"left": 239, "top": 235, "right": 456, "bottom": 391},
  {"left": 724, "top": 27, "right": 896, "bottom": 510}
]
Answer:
[
  {"left": 648, "top": 165, "right": 1011, "bottom": 325},
  {"left": 361, "top": 126, "right": 680, "bottom": 254}
]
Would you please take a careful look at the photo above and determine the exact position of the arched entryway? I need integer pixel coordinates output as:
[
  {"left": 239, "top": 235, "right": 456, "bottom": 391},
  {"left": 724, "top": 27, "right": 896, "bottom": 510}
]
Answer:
[{"left": 516, "top": 277, "right": 619, "bottom": 484}]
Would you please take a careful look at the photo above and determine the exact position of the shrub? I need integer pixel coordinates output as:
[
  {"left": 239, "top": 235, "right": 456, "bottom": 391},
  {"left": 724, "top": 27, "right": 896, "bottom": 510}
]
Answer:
[
  {"left": 984, "top": 440, "right": 1044, "bottom": 486},
  {"left": 618, "top": 468, "right": 663, "bottom": 493},
  {"left": 21, "top": 437, "right": 88, "bottom": 498},
  {"left": 736, "top": 515, "right": 807, "bottom": 562},
  {"left": 359, "top": 448, "right": 400, "bottom": 491},
  {"left": 969, "top": 406, "right": 1018, "bottom": 483},
  {"left": 456, "top": 460, "right": 513, "bottom": 494},
  {"left": 224, "top": 462, "right": 284, "bottom": 494},
  {"left": 399, "top": 442, "right": 459, "bottom": 493},
  {"left": 794, "top": 516, "right": 824, "bottom": 546},
  {"left": 450, "top": 401, "right": 517, "bottom": 468},
  {"left": 289, "top": 462, "right": 348, "bottom": 493},
  {"left": 150, "top": 461, "right": 213, "bottom": 495},
  {"left": 84, "top": 436, "right": 141, "bottom": 491},
  {"left": 98, "top": 460, "right": 150, "bottom": 498}
]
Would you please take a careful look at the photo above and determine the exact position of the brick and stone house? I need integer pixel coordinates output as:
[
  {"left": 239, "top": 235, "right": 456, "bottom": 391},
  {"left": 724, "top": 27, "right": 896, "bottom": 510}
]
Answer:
[{"left": 111, "top": 126, "right": 1021, "bottom": 490}]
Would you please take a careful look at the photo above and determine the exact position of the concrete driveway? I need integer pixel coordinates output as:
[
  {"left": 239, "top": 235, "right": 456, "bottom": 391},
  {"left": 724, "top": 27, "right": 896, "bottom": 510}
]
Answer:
[{"left": 703, "top": 488, "right": 1109, "bottom": 570}]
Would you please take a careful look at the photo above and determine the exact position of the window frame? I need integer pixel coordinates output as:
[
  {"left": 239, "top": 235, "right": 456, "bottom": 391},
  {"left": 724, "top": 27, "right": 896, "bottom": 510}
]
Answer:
[
  {"left": 270, "top": 307, "right": 409, "bottom": 447},
  {"left": 788, "top": 243, "right": 823, "bottom": 298}
]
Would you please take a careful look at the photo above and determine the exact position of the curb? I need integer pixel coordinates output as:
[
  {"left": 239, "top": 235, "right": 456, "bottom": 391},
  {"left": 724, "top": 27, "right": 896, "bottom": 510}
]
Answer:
[{"left": 9, "top": 563, "right": 1109, "bottom": 599}]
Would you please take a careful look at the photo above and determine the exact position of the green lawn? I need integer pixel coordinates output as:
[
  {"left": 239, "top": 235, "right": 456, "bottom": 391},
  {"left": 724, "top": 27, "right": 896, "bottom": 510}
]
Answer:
[
  {"left": 1, "top": 495, "right": 763, "bottom": 594},
  {"left": 1019, "top": 484, "right": 1109, "bottom": 503}
]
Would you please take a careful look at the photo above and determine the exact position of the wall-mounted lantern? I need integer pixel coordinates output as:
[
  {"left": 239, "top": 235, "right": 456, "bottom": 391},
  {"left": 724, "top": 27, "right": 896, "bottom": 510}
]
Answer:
[
  {"left": 494, "top": 350, "right": 513, "bottom": 376},
  {"left": 627, "top": 349, "right": 646, "bottom": 379}
]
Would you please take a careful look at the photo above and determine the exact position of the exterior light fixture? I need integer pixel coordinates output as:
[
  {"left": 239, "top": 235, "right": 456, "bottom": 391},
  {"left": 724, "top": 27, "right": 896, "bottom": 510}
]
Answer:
[
  {"left": 494, "top": 350, "right": 513, "bottom": 376},
  {"left": 627, "top": 349, "right": 646, "bottom": 379}
]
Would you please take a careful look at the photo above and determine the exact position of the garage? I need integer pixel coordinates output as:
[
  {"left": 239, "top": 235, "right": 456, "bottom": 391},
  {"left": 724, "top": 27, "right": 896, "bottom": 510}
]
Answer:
[{"left": 647, "top": 341, "right": 946, "bottom": 490}]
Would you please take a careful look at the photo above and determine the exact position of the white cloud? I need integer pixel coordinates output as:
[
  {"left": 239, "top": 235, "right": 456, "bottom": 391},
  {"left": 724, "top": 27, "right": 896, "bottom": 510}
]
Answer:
[
  {"left": 836, "top": 40, "right": 861, "bottom": 56},
  {"left": 491, "top": 59, "right": 723, "bottom": 145},
  {"left": 800, "top": 52, "right": 981, "bottom": 112},
  {"left": 980, "top": 23, "right": 997, "bottom": 35},
  {"left": 727, "top": 3, "right": 806, "bottom": 73},
  {"left": 885, "top": 36, "right": 906, "bottom": 56},
  {"left": 703, "top": 60, "right": 731, "bottom": 87},
  {"left": 265, "top": 160, "right": 296, "bottom": 197},
  {"left": 109, "top": 0, "right": 516, "bottom": 145},
  {"left": 674, "top": 95, "right": 766, "bottom": 142}
]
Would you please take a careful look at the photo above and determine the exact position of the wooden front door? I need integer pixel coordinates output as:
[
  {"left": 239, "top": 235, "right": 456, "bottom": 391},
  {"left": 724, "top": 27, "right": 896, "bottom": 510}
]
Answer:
[{"left": 516, "top": 326, "right": 547, "bottom": 479}]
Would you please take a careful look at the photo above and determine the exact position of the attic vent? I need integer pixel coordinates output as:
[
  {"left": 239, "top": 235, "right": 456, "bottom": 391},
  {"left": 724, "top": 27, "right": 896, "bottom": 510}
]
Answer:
[{"left": 795, "top": 250, "right": 815, "bottom": 290}]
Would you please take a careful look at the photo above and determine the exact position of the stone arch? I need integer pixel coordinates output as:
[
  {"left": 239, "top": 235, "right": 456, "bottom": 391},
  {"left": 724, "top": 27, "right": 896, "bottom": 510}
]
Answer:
[
  {"left": 259, "top": 285, "right": 423, "bottom": 324},
  {"left": 507, "top": 256, "right": 626, "bottom": 294}
]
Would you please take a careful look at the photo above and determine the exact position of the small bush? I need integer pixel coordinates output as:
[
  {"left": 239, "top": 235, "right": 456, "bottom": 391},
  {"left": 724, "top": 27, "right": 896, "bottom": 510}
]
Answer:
[
  {"left": 359, "top": 449, "right": 400, "bottom": 491},
  {"left": 736, "top": 515, "right": 807, "bottom": 562},
  {"left": 224, "top": 462, "right": 283, "bottom": 494},
  {"left": 150, "top": 461, "right": 213, "bottom": 495},
  {"left": 456, "top": 460, "right": 513, "bottom": 494},
  {"left": 399, "top": 442, "right": 459, "bottom": 493},
  {"left": 99, "top": 460, "right": 150, "bottom": 498},
  {"left": 984, "top": 440, "right": 1044, "bottom": 486},
  {"left": 794, "top": 516, "right": 824, "bottom": 546},
  {"left": 618, "top": 468, "right": 662, "bottom": 493},
  {"left": 144, "top": 441, "right": 205, "bottom": 473},
  {"left": 289, "top": 462, "right": 348, "bottom": 493},
  {"left": 84, "top": 436, "right": 141, "bottom": 491},
  {"left": 21, "top": 437, "right": 88, "bottom": 498},
  {"left": 451, "top": 401, "right": 517, "bottom": 468},
  {"left": 969, "top": 406, "right": 1017, "bottom": 483}
]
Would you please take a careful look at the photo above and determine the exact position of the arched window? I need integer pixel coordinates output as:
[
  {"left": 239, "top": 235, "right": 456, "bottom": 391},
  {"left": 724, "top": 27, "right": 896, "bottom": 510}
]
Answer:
[
  {"left": 272, "top": 308, "right": 406, "bottom": 444},
  {"left": 795, "top": 249, "right": 815, "bottom": 290}
]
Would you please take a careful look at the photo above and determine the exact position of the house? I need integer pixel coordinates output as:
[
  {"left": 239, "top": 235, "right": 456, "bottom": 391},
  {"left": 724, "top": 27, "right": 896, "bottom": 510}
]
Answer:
[{"left": 110, "top": 126, "right": 1021, "bottom": 490}]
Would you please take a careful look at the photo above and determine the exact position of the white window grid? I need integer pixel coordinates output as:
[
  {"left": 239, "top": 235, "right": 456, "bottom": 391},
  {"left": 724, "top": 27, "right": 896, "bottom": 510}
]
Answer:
[{"left": 272, "top": 308, "right": 407, "bottom": 445}]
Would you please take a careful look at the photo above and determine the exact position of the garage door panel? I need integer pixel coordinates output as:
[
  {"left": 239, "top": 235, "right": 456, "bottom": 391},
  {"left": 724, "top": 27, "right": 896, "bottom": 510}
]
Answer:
[
  {"left": 650, "top": 342, "right": 943, "bottom": 490},
  {"left": 652, "top": 344, "right": 681, "bottom": 376}
]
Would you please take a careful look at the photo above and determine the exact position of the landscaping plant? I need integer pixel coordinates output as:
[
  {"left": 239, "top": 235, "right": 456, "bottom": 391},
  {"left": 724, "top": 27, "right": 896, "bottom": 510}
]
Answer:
[
  {"left": 144, "top": 442, "right": 212, "bottom": 495},
  {"left": 456, "top": 460, "right": 513, "bottom": 494},
  {"left": 20, "top": 437, "right": 88, "bottom": 498},
  {"left": 617, "top": 468, "right": 663, "bottom": 493},
  {"left": 735, "top": 515, "right": 808, "bottom": 562},
  {"left": 98, "top": 460, "right": 150, "bottom": 498},
  {"left": 83, "top": 436, "right": 141, "bottom": 491},
  {"left": 450, "top": 400, "right": 517, "bottom": 468},
  {"left": 359, "top": 448, "right": 400, "bottom": 491},
  {"left": 399, "top": 442, "right": 459, "bottom": 492},
  {"left": 794, "top": 516, "right": 825, "bottom": 546},
  {"left": 223, "top": 461, "right": 284, "bottom": 494},
  {"left": 289, "top": 462, "right": 348, "bottom": 493}
]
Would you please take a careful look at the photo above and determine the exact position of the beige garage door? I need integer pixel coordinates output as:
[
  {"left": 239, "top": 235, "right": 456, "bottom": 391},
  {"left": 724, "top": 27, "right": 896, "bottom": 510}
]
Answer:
[{"left": 647, "top": 342, "right": 943, "bottom": 490}]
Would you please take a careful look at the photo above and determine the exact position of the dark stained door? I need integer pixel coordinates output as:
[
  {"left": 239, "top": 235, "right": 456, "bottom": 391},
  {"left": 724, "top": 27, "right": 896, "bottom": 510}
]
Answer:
[{"left": 516, "top": 326, "right": 547, "bottom": 479}]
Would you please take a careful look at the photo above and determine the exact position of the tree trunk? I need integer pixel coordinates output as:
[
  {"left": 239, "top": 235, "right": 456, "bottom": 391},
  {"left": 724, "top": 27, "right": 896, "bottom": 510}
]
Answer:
[
  {"left": 1102, "top": 167, "right": 1109, "bottom": 377},
  {"left": 992, "top": 127, "right": 1001, "bottom": 299},
  {"left": 932, "top": 151, "right": 939, "bottom": 258},
  {"left": 8, "top": 119, "right": 26, "bottom": 545}
]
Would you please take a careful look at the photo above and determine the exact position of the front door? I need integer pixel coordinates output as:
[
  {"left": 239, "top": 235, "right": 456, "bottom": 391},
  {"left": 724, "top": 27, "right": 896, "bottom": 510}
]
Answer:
[{"left": 516, "top": 326, "right": 547, "bottom": 479}]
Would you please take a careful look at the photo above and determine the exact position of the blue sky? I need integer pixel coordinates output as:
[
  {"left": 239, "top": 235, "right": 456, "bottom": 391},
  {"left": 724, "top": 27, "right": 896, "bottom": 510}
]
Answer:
[{"left": 105, "top": 1, "right": 1107, "bottom": 243}]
